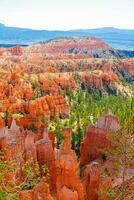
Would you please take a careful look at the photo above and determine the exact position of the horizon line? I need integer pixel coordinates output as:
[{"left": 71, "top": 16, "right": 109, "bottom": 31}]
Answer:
[{"left": 0, "top": 23, "right": 134, "bottom": 31}]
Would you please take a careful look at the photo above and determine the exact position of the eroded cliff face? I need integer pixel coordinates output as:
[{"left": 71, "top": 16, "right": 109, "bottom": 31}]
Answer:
[
  {"left": 29, "top": 37, "right": 112, "bottom": 59},
  {"left": 8, "top": 46, "right": 24, "bottom": 56},
  {"left": 0, "top": 121, "right": 84, "bottom": 199},
  {"left": 0, "top": 120, "right": 56, "bottom": 199},
  {"left": 80, "top": 115, "right": 120, "bottom": 165},
  {"left": 0, "top": 38, "right": 133, "bottom": 132},
  {"left": 0, "top": 114, "right": 134, "bottom": 200},
  {"left": 0, "top": 37, "right": 133, "bottom": 199}
]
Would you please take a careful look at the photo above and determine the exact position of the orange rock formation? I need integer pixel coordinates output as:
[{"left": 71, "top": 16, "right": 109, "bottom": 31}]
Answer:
[{"left": 56, "top": 128, "right": 84, "bottom": 200}]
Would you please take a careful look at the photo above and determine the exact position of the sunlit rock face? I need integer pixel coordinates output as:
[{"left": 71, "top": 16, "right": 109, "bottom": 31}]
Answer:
[
  {"left": 80, "top": 114, "right": 120, "bottom": 165},
  {"left": 45, "top": 95, "right": 69, "bottom": 118},
  {"left": 19, "top": 182, "right": 53, "bottom": 200},
  {"left": 0, "top": 119, "right": 26, "bottom": 160},
  {"left": 81, "top": 73, "right": 119, "bottom": 95},
  {"left": 0, "top": 119, "right": 56, "bottom": 189},
  {"left": 36, "top": 129, "right": 57, "bottom": 190},
  {"left": 19, "top": 190, "right": 34, "bottom": 200},
  {"left": 56, "top": 128, "right": 84, "bottom": 200},
  {"left": 122, "top": 58, "right": 134, "bottom": 75},
  {"left": 28, "top": 37, "right": 113, "bottom": 59},
  {"left": 96, "top": 114, "right": 120, "bottom": 132},
  {"left": 33, "top": 181, "right": 54, "bottom": 200},
  {"left": 38, "top": 75, "right": 76, "bottom": 95},
  {"left": 9, "top": 95, "right": 69, "bottom": 119},
  {"left": 0, "top": 120, "right": 27, "bottom": 184},
  {"left": 81, "top": 163, "right": 100, "bottom": 200},
  {"left": 25, "top": 132, "right": 37, "bottom": 161},
  {"left": 8, "top": 46, "right": 24, "bottom": 56},
  {"left": 58, "top": 186, "right": 79, "bottom": 200},
  {"left": 0, "top": 48, "right": 4, "bottom": 56}
]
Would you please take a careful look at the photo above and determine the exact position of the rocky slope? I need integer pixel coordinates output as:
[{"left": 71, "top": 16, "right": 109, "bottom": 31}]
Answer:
[
  {"left": 27, "top": 37, "right": 133, "bottom": 58},
  {"left": 0, "top": 36, "right": 133, "bottom": 200},
  {"left": 0, "top": 115, "right": 133, "bottom": 199}
]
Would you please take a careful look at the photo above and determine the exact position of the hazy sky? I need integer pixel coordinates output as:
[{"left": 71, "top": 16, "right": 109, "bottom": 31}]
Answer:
[{"left": 0, "top": 0, "right": 134, "bottom": 30}]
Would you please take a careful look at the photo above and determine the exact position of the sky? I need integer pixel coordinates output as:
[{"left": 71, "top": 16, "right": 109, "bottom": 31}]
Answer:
[{"left": 0, "top": 0, "right": 134, "bottom": 30}]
